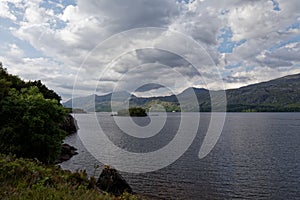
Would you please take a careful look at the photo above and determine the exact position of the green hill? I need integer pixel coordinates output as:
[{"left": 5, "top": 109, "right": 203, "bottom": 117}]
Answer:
[
  {"left": 63, "top": 73, "right": 300, "bottom": 112},
  {"left": 226, "top": 73, "right": 300, "bottom": 111}
]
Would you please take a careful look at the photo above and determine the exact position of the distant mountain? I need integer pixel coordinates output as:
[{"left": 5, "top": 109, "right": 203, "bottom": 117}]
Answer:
[
  {"left": 226, "top": 73, "right": 300, "bottom": 111},
  {"left": 63, "top": 73, "right": 300, "bottom": 112},
  {"left": 63, "top": 94, "right": 96, "bottom": 111},
  {"left": 64, "top": 91, "right": 134, "bottom": 112}
]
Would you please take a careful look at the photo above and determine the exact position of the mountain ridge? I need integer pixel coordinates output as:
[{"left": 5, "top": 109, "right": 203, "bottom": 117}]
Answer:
[{"left": 63, "top": 73, "right": 300, "bottom": 112}]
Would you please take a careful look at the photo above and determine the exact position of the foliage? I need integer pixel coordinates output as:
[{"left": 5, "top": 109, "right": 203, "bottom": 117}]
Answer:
[
  {"left": 25, "top": 80, "right": 62, "bottom": 103},
  {"left": 143, "top": 100, "right": 181, "bottom": 112},
  {"left": 0, "top": 64, "right": 25, "bottom": 92},
  {"left": 117, "top": 107, "right": 147, "bottom": 117},
  {"left": 0, "top": 64, "right": 61, "bottom": 103},
  {"left": 0, "top": 155, "right": 138, "bottom": 200},
  {"left": 0, "top": 65, "right": 67, "bottom": 163}
]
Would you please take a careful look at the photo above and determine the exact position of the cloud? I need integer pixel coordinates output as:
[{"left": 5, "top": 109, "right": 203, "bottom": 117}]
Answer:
[
  {"left": 267, "top": 43, "right": 300, "bottom": 62},
  {"left": 135, "top": 83, "right": 165, "bottom": 92},
  {"left": 77, "top": 0, "right": 180, "bottom": 30},
  {"left": 228, "top": 1, "right": 280, "bottom": 41},
  {"left": 170, "top": 0, "right": 222, "bottom": 45},
  {"left": 0, "top": 1, "right": 17, "bottom": 21},
  {"left": 223, "top": 75, "right": 251, "bottom": 83},
  {"left": 0, "top": 0, "right": 300, "bottom": 100}
]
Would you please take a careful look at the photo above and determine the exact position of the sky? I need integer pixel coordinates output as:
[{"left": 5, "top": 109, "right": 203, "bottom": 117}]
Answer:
[{"left": 0, "top": 0, "right": 300, "bottom": 101}]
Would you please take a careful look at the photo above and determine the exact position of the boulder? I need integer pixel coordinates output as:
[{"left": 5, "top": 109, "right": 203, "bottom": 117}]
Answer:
[
  {"left": 59, "top": 114, "right": 78, "bottom": 135},
  {"left": 55, "top": 143, "right": 78, "bottom": 163},
  {"left": 96, "top": 165, "right": 133, "bottom": 196}
]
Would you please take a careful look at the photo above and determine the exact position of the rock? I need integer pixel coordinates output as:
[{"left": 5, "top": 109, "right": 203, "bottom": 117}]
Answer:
[
  {"left": 96, "top": 165, "right": 133, "bottom": 196},
  {"left": 59, "top": 114, "right": 78, "bottom": 135},
  {"left": 55, "top": 143, "right": 78, "bottom": 164}
]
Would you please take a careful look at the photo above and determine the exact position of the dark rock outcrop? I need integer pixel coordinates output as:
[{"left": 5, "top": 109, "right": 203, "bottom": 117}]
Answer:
[
  {"left": 59, "top": 114, "right": 78, "bottom": 135},
  {"left": 96, "top": 165, "right": 133, "bottom": 196},
  {"left": 55, "top": 143, "right": 78, "bottom": 163}
]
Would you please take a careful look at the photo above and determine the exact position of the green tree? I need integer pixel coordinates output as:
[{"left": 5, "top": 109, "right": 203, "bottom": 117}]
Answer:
[
  {"left": 0, "top": 64, "right": 67, "bottom": 163},
  {"left": 0, "top": 78, "right": 12, "bottom": 99},
  {"left": 0, "top": 64, "right": 25, "bottom": 91},
  {"left": 0, "top": 87, "right": 67, "bottom": 163},
  {"left": 117, "top": 107, "right": 147, "bottom": 116},
  {"left": 25, "top": 80, "right": 62, "bottom": 103},
  {"left": 0, "top": 64, "right": 61, "bottom": 102}
]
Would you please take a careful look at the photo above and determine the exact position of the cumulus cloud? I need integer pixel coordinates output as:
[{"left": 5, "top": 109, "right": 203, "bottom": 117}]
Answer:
[
  {"left": 223, "top": 75, "right": 251, "bottom": 84},
  {"left": 0, "top": 0, "right": 300, "bottom": 100},
  {"left": 0, "top": 1, "right": 17, "bottom": 21}
]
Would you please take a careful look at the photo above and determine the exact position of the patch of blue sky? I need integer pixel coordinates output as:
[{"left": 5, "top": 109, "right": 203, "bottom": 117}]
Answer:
[
  {"left": 177, "top": 0, "right": 190, "bottom": 3},
  {"left": 0, "top": 29, "right": 13, "bottom": 50},
  {"left": 7, "top": 2, "right": 24, "bottom": 21},
  {"left": 220, "top": 70, "right": 232, "bottom": 78},
  {"left": 271, "top": 0, "right": 281, "bottom": 11},
  {"left": 218, "top": 27, "right": 247, "bottom": 53},
  {"left": 269, "top": 34, "right": 300, "bottom": 52},
  {"left": 287, "top": 22, "right": 300, "bottom": 31},
  {"left": 38, "top": 0, "right": 72, "bottom": 30},
  {"left": 245, "top": 66, "right": 255, "bottom": 72},
  {"left": 40, "top": 0, "right": 76, "bottom": 14},
  {"left": 0, "top": 22, "right": 19, "bottom": 46},
  {"left": 48, "top": 18, "right": 67, "bottom": 30},
  {"left": 0, "top": 28, "right": 45, "bottom": 58},
  {"left": 225, "top": 62, "right": 242, "bottom": 70},
  {"left": 0, "top": 18, "right": 19, "bottom": 29},
  {"left": 18, "top": 40, "right": 45, "bottom": 58}
]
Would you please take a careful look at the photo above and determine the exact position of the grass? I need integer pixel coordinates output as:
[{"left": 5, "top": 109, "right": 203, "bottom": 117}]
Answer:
[{"left": 0, "top": 154, "right": 138, "bottom": 200}]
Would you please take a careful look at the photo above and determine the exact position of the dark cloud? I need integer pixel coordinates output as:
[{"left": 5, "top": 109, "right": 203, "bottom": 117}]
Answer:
[
  {"left": 135, "top": 49, "right": 200, "bottom": 78},
  {"left": 2, "top": 0, "right": 300, "bottom": 100},
  {"left": 266, "top": 46, "right": 300, "bottom": 63},
  {"left": 78, "top": 0, "right": 180, "bottom": 32},
  {"left": 135, "top": 83, "right": 164, "bottom": 92},
  {"left": 223, "top": 75, "right": 251, "bottom": 83},
  {"left": 256, "top": 57, "right": 293, "bottom": 68},
  {"left": 136, "top": 49, "right": 188, "bottom": 67}
]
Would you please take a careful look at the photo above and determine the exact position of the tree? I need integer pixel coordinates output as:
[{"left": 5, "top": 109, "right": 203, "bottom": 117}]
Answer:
[
  {"left": 0, "top": 64, "right": 67, "bottom": 163},
  {"left": 0, "top": 87, "right": 67, "bottom": 163},
  {"left": 0, "top": 64, "right": 25, "bottom": 91},
  {"left": 25, "top": 80, "right": 62, "bottom": 103},
  {"left": 117, "top": 107, "right": 147, "bottom": 116},
  {"left": 0, "top": 64, "right": 61, "bottom": 103}
]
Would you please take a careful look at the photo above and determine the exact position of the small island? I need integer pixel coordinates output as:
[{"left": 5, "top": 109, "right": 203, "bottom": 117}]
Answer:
[{"left": 117, "top": 107, "right": 147, "bottom": 117}]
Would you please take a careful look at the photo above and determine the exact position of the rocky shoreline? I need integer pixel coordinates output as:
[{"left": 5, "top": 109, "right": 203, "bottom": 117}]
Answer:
[
  {"left": 59, "top": 114, "right": 78, "bottom": 135},
  {"left": 56, "top": 114, "right": 137, "bottom": 197},
  {"left": 56, "top": 114, "right": 79, "bottom": 164},
  {"left": 55, "top": 143, "right": 78, "bottom": 164},
  {"left": 96, "top": 165, "right": 133, "bottom": 196}
]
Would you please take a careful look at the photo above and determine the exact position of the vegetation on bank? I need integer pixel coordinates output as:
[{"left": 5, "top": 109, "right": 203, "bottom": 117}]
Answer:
[
  {"left": 143, "top": 100, "right": 180, "bottom": 112},
  {"left": 0, "top": 63, "right": 138, "bottom": 199},
  {"left": 117, "top": 107, "right": 147, "bottom": 117},
  {"left": 0, "top": 63, "right": 68, "bottom": 163},
  {"left": 0, "top": 154, "right": 137, "bottom": 200}
]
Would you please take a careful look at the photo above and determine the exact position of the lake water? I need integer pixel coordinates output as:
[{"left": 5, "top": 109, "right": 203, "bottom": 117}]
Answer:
[{"left": 60, "top": 112, "right": 300, "bottom": 199}]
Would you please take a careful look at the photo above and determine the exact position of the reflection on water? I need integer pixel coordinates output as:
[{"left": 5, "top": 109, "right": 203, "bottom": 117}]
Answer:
[{"left": 60, "top": 113, "right": 300, "bottom": 199}]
